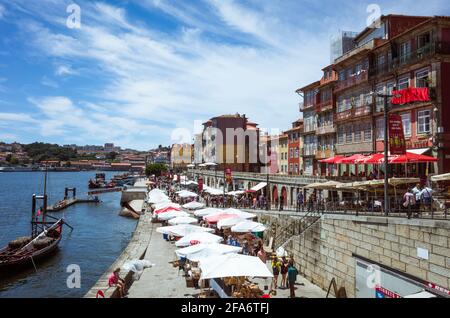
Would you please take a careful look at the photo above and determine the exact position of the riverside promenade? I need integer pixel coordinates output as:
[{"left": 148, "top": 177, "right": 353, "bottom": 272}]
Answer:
[{"left": 85, "top": 196, "right": 329, "bottom": 298}]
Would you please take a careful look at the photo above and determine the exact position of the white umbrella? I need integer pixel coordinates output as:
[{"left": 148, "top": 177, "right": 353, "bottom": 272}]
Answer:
[
  {"left": 224, "top": 208, "right": 256, "bottom": 219},
  {"left": 175, "top": 232, "right": 223, "bottom": 247},
  {"left": 158, "top": 211, "right": 190, "bottom": 221},
  {"left": 204, "top": 187, "right": 224, "bottom": 196},
  {"left": 153, "top": 202, "right": 180, "bottom": 211},
  {"left": 148, "top": 189, "right": 169, "bottom": 204},
  {"left": 156, "top": 224, "right": 214, "bottom": 237},
  {"left": 175, "top": 243, "right": 242, "bottom": 262},
  {"left": 168, "top": 216, "right": 198, "bottom": 226},
  {"left": 231, "top": 221, "right": 267, "bottom": 233},
  {"left": 227, "top": 191, "right": 245, "bottom": 196},
  {"left": 177, "top": 190, "right": 199, "bottom": 198},
  {"left": 217, "top": 217, "right": 246, "bottom": 230},
  {"left": 199, "top": 254, "right": 273, "bottom": 280},
  {"left": 182, "top": 201, "right": 205, "bottom": 210},
  {"left": 194, "top": 208, "right": 223, "bottom": 217}
]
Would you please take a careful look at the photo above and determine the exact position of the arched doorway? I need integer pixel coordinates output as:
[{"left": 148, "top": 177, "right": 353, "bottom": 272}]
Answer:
[
  {"left": 281, "top": 187, "right": 288, "bottom": 207},
  {"left": 272, "top": 186, "right": 278, "bottom": 208}
]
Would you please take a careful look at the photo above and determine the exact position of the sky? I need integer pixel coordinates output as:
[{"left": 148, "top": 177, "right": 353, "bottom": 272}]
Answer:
[{"left": 0, "top": 0, "right": 449, "bottom": 151}]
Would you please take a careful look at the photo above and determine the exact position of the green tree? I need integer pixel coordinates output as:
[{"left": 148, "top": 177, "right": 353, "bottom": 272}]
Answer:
[
  {"left": 5, "top": 154, "right": 12, "bottom": 162},
  {"left": 10, "top": 157, "right": 19, "bottom": 165},
  {"left": 106, "top": 152, "right": 118, "bottom": 161},
  {"left": 145, "top": 163, "right": 168, "bottom": 177}
]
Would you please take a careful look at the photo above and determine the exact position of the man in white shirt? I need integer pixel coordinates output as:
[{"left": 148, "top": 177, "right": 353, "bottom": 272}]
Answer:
[{"left": 420, "top": 186, "right": 433, "bottom": 207}]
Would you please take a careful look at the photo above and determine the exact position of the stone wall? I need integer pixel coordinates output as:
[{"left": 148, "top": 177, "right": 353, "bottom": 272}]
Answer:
[{"left": 259, "top": 213, "right": 450, "bottom": 298}]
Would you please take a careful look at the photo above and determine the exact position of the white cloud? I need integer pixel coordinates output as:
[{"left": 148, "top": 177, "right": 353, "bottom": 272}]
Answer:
[
  {"left": 0, "top": 112, "right": 37, "bottom": 123},
  {"left": 0, "top": 4, "right": 5, "bottom": 19},
  {"left": 41, "top": 76, "right": 59, "bottom": 88},
  {"left": 11, "top": 0, "right": 450, "bottom": 149},
  {"left": 55, "top": 65, "right": 78, "bottom": 77}
]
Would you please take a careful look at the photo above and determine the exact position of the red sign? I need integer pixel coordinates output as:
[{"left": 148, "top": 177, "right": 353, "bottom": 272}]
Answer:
[
  {"left": 375, "top": 286, "right": 402, "bottom": 298},
  {"left": 198, "top": 178, "right": 204, "bottom": 192},
  {"left": 388, "top": 114, "right": 407, "bottom": 155},
  {"left": 392, "top": 87, "right": 430, "bottom": 105},
  {"left": 427, "top": 282, "right": 450, "bottom": 296}
]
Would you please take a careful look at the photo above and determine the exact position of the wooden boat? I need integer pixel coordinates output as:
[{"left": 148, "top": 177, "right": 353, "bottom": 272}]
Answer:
[
  {"left": 0, "top": 219, "right": 64, "bottom": 270},
  {"left": 0, "top": 166, "right": 71, "bottom": 272}
]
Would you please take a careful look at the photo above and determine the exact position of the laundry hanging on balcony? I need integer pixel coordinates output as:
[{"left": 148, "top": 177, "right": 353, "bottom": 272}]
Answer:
[{"left": 391, "top": 87, "right": 430, "bottom": 105}]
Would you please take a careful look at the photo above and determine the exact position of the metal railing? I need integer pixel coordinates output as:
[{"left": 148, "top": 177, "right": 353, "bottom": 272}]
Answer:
[{"left": 371, "top": 41, "right": 450, "bottom": 78}]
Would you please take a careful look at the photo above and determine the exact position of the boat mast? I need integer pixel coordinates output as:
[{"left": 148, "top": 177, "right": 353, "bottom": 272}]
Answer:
[{"left": 42, "top": 164, "right": 48, "bottom": 226}]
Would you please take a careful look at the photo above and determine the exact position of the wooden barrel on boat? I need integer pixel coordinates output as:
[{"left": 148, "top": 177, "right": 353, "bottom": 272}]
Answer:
[{"left": 8, "top": 237, "right": 32, "bottom": 249}]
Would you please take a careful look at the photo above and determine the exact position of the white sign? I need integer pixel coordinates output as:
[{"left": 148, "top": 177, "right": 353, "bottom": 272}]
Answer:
[{"left": 417, "top": 247, "right": 429, "bottom": 260}]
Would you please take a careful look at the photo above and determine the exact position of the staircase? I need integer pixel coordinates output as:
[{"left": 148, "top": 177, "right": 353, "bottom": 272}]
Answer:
[{"left": 273, "top": 209, "right": 322, "bottom": 250}]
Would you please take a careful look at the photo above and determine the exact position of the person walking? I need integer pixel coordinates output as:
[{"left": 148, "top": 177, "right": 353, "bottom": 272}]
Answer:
[
  {"left": 287, "top": 260, "right": 298, "bottom": 298},
  {"left": 297, "top": 191, "right": 304, "bottom": 212},
  {"left": 280, "top": 256, "right": 289, "bottom": 289},
  {"left": 271, "top": 256, "right": 281, "bottom": 290},
  {"left": 403, "top": 188, "right": 416, "bottom": 219}
]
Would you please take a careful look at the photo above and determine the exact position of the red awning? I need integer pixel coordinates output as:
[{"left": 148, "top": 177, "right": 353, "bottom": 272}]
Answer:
[
  {"left": 336, "top": 154, "right": 367, "bottom": 164},
  {"left": 356, "top": 154, "right": 384, "bottom": 164},
  {"left": 388, "top": 152, "right": 437, "bottom": 164},
  {"left": 319, "top": 156, "right": 345, "bottom": 164}
]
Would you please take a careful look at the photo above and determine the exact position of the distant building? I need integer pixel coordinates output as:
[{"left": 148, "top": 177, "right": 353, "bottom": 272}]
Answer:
[
  {"left": 170, "top": 144, "right": 193, "bottom": 171},
  {"left": 198, "top": 113, "right": 262, "bottom": 173}
]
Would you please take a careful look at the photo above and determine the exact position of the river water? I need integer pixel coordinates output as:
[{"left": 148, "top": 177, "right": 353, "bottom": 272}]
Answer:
[{"left": 0, "top": 171, "right": 137, "bottom": 298}]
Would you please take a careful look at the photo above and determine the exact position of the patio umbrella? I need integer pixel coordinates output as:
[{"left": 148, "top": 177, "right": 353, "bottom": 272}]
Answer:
[
  {"left": 175, "top": 232, "right": 223, "bottom": 247},
  {"left": 224, "top": 208, "right": 256, "bottom": 219},
  {"left": 168, "top": 216, "right": 198, "bottom": 226},
  {"left": 156, "top": 224, "right": 214, "bottom": 237},
  {"left": 199, "top": 254, "right": 273, "bottom": 280},
  {"left": 231, "top": 221, "right": 267, "bottom": 233},
  {"left": 431, "top": 173, "right": 450, "bottom": 182},
  {"left": 204, "top": 213, "right": 239, "bottom": 224},
  {"left": 182, "top": 201, "right": 205, "bottom": 210},
  {"left": 194, "top": 208, "right": 224, "bottom": 217},
  {"left": 153, "top": 202, "right": 181, "bottom": 211},
  {"left": 175, "top": 243, "right": 242, "bottom": 262},
  {"left": 154, "top": 206, "right": 181, "bottom": 214},
  {"left": 355, "top": 153, "right": 384, "bottom": 164},
  {"left": 158, "top": 210, "right": 190, "bottom": 221},
  {"left": 337, "top": 154, "right": 367, "bottom": 164},
  {"left": 217, "top": 217, "right": 246, "bottom": 230},
  {"left": 319, "top": 156, "right": 344, "bottom": 164}
]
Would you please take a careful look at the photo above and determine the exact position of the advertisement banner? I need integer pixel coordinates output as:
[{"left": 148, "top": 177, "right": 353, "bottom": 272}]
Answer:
[
  {"left": 388, "top": 114, "right": 407, "bottom": 155},
  {"left": 225, "top": 169, "right": 232, "bottom": 184}
]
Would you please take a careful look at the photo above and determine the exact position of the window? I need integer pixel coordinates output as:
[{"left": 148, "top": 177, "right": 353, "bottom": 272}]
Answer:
[
  {"left": 387, "top": 82, "right": 395, "bottom": 95},
  {"left": 376, "top": 118, "right": 385, "bottom": 140},
  {"left": 401, "top": 113, "right": 411, "bottom": 137},
  {"left": 364, "top": 122, "right": 372, "bottom": 141},
  {"left": 416, "top": 69, "right": 430, "bottom": 88},
  {"left": 397, "top": 77, "right": 409, "bottom": 90},
  {"left": 417, "top": 110, "right": 431, "bottom": 134},
  {"left": 377, "top": 54, "right": 386, "bottom": 70},
  {"left": 338, "top": 126, "right": 344, "bottom": 144},
  {"left": 417, "top": 32, "right": 431, "bottom": 50},
  {"left": 354, "top": 124, "right": 362, "bottom": 143},
  {"left": 376, "top": 84, "right": 385, "bottom": 112},
  {"left": 345, "top": 125, "right": 353, "bottom": 144},
  {"left": 339, "top": 71, "right": 346, "bottom": 81},
  {"left": 399, "top": 41, "right": 411, "bottom": 64}
]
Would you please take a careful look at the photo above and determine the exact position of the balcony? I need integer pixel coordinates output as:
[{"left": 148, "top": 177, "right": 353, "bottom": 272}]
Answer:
[
  {"left": 303, "top": 123, "right": 317, "bottom": 134},
  {"left": 303, "top": 147, "right": 317, "bottom": 157},
  {"left": 316, "top": 124, "right": 336, "bottom": 135},
  {"left": 335, "top": 105, "right": 373, "bottom": 123},
  {"left": 300, "top": 102, "right": 315, "bottom": 112},
  {"left": 316, "top": 148, "right": 335, "bottom": 160},
  {"left": 370, "top": 41, "right": 450, "bottom": 78},
  {"left": 315, "top": 99, "right": 333, "bottom": 113},
  {"left": 335, "top": 71, "right": 369, "bottom": 92}
]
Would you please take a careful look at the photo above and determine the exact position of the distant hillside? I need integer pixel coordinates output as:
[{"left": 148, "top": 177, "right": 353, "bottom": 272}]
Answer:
[{"left": 24, "top": 142, "right": 78, "bottom": 162}]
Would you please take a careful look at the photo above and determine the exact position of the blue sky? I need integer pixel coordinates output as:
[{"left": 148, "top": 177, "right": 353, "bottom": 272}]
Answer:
[{"left": 0, "top": 0, "right": 449, "bottom": 150}]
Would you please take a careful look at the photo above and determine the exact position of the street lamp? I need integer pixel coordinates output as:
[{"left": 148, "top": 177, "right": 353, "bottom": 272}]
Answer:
[{"left": 375, "top": 91, "right": 399, "bottom": 216}]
